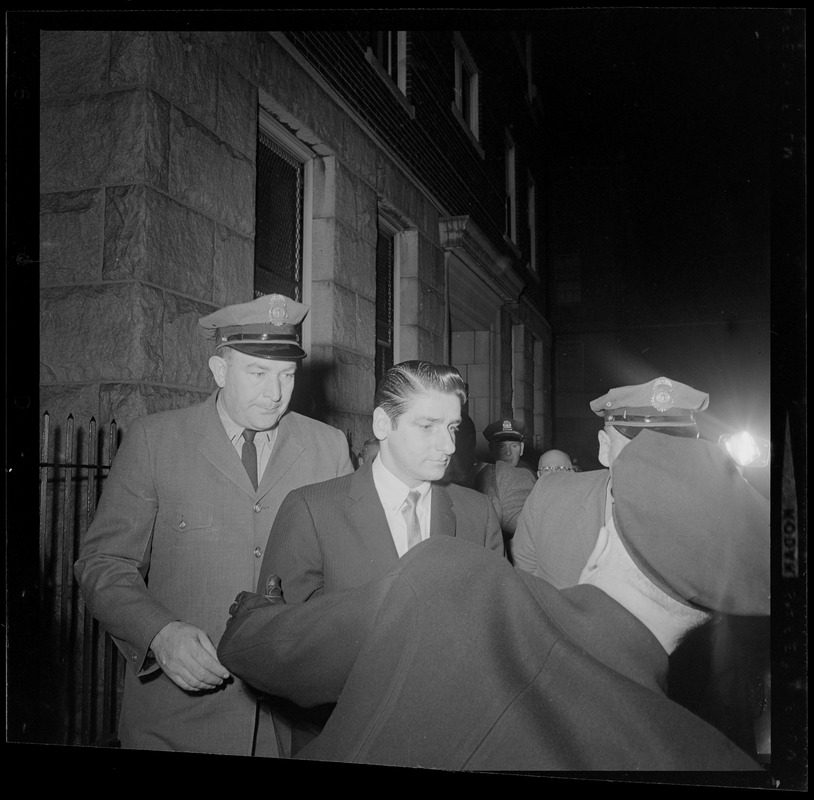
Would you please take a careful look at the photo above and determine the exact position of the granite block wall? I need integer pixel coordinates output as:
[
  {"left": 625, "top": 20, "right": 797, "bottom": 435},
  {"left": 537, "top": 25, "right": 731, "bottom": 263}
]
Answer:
[
  {"left": 40, "top": 29, "right": 536, "bottom": 452},
  {"left": 40, "top": 30, "right": 257, "bottom": 432}
]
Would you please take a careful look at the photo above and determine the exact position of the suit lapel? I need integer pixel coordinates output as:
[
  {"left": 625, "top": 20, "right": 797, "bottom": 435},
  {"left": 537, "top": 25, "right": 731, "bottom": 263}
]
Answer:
[
  {"left": 430, "top": 483, "right": 457, "bottom": 538},
  {"left": 348, "top": 464, "right": 399, "bottom": 564},
  {"left": 194, "top": 393, "right": 257, "bottom": 496},
  {"left": 256, "top": 413, "right": 304, "bottom": 501}
]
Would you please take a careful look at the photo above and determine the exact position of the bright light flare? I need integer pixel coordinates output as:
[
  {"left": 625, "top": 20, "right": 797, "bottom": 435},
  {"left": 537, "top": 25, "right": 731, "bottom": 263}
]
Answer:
[{"left": 718, "top": 431, "right": 770, "bottom": 468}]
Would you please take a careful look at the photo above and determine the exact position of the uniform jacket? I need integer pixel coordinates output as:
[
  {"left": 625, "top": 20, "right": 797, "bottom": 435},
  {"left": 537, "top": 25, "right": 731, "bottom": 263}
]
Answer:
[
  {"left": 259, "top": 460, "right": 504, "bottom": 604},
  {"left": 74, "top": 392, "right": 353, "bottom": 755},
  {"left": 473, "top": 460, "right": 536, "bottom": 536},
  {"left": 218, "top": 537, "right": 765, "bottom": 775},
  {"left": 512, "top": 468, "right": 610, "bottom": 586}
]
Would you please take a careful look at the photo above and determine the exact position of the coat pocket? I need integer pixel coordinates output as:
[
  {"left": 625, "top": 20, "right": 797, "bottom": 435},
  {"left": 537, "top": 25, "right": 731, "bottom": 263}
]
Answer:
[{"left": 156, "top": 504, "right": 216, "bottom": 545}]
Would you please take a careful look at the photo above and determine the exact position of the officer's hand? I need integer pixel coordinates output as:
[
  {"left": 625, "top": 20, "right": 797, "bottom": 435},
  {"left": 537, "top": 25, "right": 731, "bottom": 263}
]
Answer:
[
  {"left": 228, "top": 574, "right": 286, "bottom": 620},
  {"left": 150, "top": 621, "right": 230, "bottom": 692}
]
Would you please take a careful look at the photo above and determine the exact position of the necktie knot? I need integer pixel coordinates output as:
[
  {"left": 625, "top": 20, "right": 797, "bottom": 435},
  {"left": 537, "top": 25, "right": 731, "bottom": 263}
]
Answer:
[
  {"left": 243, "top": 429, "right": 257, "bottom": 443},
  {"left": 404, "top": 489, "right": 420, "bottom": 511}
]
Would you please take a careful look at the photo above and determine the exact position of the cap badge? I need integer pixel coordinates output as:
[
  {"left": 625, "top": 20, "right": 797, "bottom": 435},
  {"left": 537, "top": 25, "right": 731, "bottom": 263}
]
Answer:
[
  {"left": 267, "top": 294, "right": 289, "bottom": 326},
  {"left": 502, "top": 420, "right": 512, "bottom": 431},
  {"left": 650, "top": 377, "right": 675, "bottom": 413}
]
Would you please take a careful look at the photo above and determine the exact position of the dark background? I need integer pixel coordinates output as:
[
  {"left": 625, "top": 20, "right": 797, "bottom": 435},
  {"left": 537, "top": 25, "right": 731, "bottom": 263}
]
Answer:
[{"left": 534, "top": 8, "right": 781, "bottom": 489}]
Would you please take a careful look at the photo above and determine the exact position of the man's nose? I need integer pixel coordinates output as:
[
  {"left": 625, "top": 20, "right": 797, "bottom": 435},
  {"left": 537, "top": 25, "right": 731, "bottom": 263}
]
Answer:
[
  {"left": 436, "top": 427, "right": 456, "bottom": 455},
  {"left": 262, "top": 374, "right": 282, "bottom": 400}
]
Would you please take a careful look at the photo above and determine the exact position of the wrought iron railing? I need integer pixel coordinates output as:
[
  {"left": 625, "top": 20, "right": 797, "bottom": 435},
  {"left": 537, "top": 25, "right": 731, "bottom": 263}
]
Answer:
[{"left": 38, "top": 412, "right": 124, "bottom": 746}]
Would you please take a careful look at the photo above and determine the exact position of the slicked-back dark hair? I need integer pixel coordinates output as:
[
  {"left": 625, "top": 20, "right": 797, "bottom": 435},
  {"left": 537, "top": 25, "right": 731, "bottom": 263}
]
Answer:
[{"left": 374, "top": 361, "right": 467, "bottom": 427}]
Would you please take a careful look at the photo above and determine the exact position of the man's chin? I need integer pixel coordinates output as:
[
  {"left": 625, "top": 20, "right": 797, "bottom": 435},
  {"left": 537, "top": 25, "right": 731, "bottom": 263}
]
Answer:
[
  {"left": 252, "top": 411, "right": 284, "bottom": 431},
  {"left": 423, "top": 464, "right": 449, "bottom": 481}
]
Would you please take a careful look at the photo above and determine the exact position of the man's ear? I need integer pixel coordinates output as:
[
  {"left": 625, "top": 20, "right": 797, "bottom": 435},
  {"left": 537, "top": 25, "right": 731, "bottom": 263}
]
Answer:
[
  {"left": 208, "top": 355, "right": 228, "bottom": 388},
  {"left": 597, "top": 428, "right": 611, "bottom": 468},
  {"left": 578, "top": 524, "right": 612, "bottom": 584},
  {"left": 372, "top": 406, "right": 391, "bottom": 441},
  {"left": 519, "top": 442, "right": 525, "bottom": 456}
]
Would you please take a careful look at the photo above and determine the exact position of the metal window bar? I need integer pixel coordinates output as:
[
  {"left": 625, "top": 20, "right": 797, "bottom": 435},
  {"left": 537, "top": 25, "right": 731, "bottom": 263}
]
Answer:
[
  {"left": 39, "top": 412, "right": 123, "bottom": 746},
  {"left": 255, "top": 131, "right": 304, "bottom": 301},
  {"left": 375, "top": 227, "right": 395, "bottom": 386}
]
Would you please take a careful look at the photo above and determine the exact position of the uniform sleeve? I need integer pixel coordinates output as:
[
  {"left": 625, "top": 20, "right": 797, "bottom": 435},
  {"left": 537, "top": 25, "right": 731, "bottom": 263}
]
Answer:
[
  {"left": 259, "top": 489, "right": 325, "bottom": 604},
  {"left": 483, "top": 494, "right": 505, "bottom": 557},
  {"left": 74, "top": 419, "right": 178, "bottom": 674},
  {"left": 497, "top": 467, "right": 537, "bottom": 535},
  {"left": 511, "top": 479, "right": 545, "bottom": 575}
]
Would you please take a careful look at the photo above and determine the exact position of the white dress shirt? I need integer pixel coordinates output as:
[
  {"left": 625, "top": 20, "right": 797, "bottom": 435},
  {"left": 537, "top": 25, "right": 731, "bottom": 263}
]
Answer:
[
  {"left": 216, "top": 392, "right": 278, "bottom": 484},
  {"left": 371, "top": 454, "right": 432, "bottom": 557}
]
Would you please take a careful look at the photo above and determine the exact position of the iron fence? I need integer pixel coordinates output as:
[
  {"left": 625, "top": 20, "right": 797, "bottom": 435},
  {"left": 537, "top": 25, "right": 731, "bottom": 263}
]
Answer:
[{"left": 39, "top": 411, "right": 124, "bottom": 746}]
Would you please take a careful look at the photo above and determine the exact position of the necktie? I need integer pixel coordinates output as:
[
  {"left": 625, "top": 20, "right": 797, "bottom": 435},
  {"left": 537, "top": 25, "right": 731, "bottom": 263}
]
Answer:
[
  {"left": 402, "top": 489, "right": 423, "bottom": 551},
  {"left": 242, "top": 429, "right": 258, "bottom": 490}
]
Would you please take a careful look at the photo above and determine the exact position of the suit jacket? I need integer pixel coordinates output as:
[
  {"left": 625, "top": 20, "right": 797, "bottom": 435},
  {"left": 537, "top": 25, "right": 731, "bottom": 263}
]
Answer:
[
  {"left": 74, "top": 392, "right": 353, "bottom": 755},
  {"left": 512, "top": 468, "right": 610, "bottom": 587},
  {"left": 218, "top": 537, "right": 766, "bottom": 776},
  {"left": 259, "top": 460, "right": 504, "bottom": 604}
]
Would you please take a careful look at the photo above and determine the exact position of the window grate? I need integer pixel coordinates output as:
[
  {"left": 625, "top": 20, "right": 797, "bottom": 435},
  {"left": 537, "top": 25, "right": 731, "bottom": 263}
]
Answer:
[
  {"left": 255, "top": 132, "right": 303, "bottom": 301},
  {"left": 375, "top": 227, "right": 395, "bottom": 385}
]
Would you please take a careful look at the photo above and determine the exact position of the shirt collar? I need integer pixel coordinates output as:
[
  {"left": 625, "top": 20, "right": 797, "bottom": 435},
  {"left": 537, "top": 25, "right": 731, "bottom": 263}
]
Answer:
[
  {"left": 216, "top": 391, "right": 272, "bottom": 443},
  {"left": 371, "top": 453, "right": 432, "bottom": 509}
]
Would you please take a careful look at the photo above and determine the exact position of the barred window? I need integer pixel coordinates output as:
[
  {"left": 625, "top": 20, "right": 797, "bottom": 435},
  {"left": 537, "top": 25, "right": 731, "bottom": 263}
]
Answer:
[
  {"left": 375, "top": 226, "right": 395, "bottom": 386},
  {"left": 254, "top": 131, "right": 304, "bottom": 301},
  {"left": 527, "top": 173, "right": 537, "bottom": 273},
  {"left": 362, "top": 31, "right": 407, "bottom": 93},
  {"left": 505, "top": 134, "right": 517, "bottom": 242},
  {"left": 453, "top": 32, "right": 479, "bottom": 139}
]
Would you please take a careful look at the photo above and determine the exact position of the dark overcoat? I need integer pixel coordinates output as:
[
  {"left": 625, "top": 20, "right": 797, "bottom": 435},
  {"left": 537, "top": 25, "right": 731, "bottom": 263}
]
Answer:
[{"left": 220, "top": 537, "right": 764, "bottom": 774}]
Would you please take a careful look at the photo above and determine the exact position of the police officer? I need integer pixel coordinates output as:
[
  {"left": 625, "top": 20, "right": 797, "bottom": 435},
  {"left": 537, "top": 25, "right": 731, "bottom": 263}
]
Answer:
[
  {"left": 512, "top": 375, "right": 766, "bottom": 757},
  {"left": 513, "top": 376, "right": 709, "bottom": 587},
  {"left": 474, "top": 418, "right": 536, "bottom": 556},
  {"left": 75, "top": 293, "right": 354, "bottom": 756},
  {"left": 482, "top": 417, "right": 529, "bottom": 468}
]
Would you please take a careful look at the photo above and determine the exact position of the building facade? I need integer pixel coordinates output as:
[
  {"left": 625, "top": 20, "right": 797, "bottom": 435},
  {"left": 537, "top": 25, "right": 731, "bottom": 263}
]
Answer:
[{"left": 40, "top": 29, "right": 553, "bottom": 460}]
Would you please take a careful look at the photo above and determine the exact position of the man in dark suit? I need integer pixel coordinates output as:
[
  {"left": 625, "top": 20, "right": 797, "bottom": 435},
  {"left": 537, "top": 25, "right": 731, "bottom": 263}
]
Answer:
[
  {"left": 219, "top": 430, "right": 770, "bottom": 777},
  {"left": 74, "top": 293, "right": 353, "bottom": 756},
  {"left": 258, "top": 360, "right": 503, "bottom": 605}
]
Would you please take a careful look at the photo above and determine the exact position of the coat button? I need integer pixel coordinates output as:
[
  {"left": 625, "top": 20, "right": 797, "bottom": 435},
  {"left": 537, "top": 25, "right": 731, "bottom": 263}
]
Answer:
[
  {"left": 254, "top": 547, "right": 263, "bottom": 558},
  {"left": 178, "top": 520, "right": 186, "bottom": 529},
  {"left": 253, "top": 504, "right": 262, "bottom": 513}
]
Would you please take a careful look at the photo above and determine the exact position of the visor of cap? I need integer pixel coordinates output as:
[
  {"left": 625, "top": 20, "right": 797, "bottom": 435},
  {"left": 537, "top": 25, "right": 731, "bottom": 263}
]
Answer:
[{"left": 221, "top": 341, "right": 306, "bottom": 360}]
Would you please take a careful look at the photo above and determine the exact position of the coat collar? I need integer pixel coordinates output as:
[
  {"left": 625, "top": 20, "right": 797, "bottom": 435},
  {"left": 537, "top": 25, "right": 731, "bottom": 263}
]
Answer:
[
  {"left": 192, "top": 392, "right": 304, "bottom": 499},
  {"left": 346, "top": 465, "right": 459, "bottom": 563},
  {"left": 522, "top": 575, "right": 669, "bottom": 694}
]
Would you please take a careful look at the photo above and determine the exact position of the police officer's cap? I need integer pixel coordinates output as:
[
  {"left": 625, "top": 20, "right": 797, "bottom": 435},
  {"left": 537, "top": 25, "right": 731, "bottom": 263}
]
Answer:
[
  {"left": 590, "top": 376, "right": 709, "bottom": 430},
  {"left": 199, "top": 294, "right": 308, "bottom": 360},
  {"left": 611, "top": 429, "right": 769, "bottom": 616},
  {"left": 483, "top": 418, "right": 526, "bottom": 444}
]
